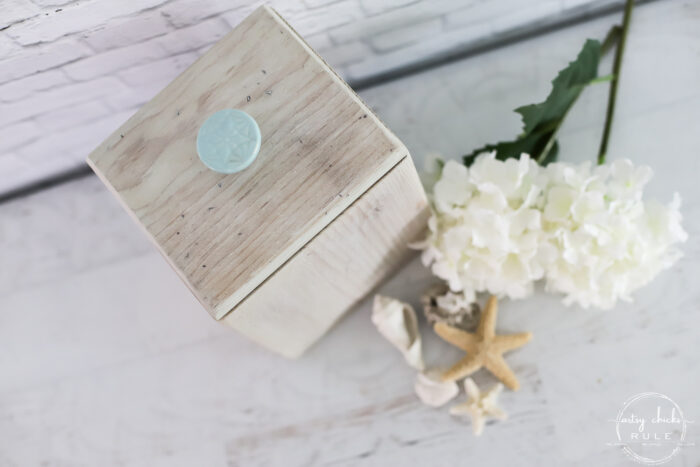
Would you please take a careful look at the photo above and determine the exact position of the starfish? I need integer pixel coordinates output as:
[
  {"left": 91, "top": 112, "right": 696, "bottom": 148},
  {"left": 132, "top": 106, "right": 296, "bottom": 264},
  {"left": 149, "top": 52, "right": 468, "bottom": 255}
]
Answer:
[
  {"left": 434, "top": 295, "right": 532, "bottom": 390},
  {"left": 450, "top": 378, "right": 507, "bottom": 436}
]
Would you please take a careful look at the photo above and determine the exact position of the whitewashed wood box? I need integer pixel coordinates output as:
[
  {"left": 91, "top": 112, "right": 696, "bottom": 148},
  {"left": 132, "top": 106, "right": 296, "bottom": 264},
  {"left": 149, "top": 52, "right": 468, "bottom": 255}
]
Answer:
[{"left": 87, "top": 6, "right": 429, "bottom": 358}]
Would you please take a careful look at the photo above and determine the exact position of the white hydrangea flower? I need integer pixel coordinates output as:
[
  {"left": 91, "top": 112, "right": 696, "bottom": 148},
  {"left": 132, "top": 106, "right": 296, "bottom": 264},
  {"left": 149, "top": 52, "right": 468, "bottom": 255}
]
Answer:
[
  {"left": 417, "top": 154, "right": 550, "bottom": 300},
  {"left": 541, "top": 159, "right": 687, "bottom": 309},
  {"left": 419, "top": 152, "right": 446, "bottom": 194},
  {"left": 416, "top": 153, "right": 687, "bottom": 310}
]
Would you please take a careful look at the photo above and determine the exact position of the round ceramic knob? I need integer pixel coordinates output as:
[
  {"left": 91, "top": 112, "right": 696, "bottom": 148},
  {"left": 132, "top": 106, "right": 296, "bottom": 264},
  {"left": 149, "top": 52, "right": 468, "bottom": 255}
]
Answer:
[{"left": 196, "top": 109, "right": 261, "bottom": 174}]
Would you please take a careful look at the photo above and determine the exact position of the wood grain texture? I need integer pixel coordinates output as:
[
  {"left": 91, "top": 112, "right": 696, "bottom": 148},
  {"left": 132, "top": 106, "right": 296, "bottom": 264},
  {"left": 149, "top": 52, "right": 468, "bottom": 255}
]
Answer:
[
  {"left": 223, "top": 156, "right": 429, "bottom": 358},
  {"left": 86, "top": 6, "right": 407, "bottom": 320}
]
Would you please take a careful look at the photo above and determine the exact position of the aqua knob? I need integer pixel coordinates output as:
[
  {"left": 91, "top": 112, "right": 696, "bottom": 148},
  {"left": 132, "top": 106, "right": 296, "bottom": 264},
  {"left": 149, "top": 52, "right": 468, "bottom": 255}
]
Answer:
[{"left": 196, "top": 109, "right": 261, "bottom": 174}]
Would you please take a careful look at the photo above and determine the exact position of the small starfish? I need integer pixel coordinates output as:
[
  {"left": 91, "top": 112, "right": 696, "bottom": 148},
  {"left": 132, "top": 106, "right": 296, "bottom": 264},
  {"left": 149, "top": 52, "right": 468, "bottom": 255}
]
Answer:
[
  {"left": 450, "top": 378, "right": 507, "bottom": 436},
  {"left": 434, "top": 295, "right": 531, "bottom": 390}
]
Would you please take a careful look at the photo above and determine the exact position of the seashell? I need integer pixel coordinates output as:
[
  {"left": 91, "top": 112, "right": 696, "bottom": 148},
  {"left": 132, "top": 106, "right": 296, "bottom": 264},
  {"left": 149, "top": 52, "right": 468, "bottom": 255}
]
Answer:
[
  {"left": 421, "top": 283, "right": 480, "bottom": 332},
  {"left": 414, "top": 369, "right": 459, "bottom": 407},
  {"left": 371, "top": 295, "right": 425, "bottom": 370}
]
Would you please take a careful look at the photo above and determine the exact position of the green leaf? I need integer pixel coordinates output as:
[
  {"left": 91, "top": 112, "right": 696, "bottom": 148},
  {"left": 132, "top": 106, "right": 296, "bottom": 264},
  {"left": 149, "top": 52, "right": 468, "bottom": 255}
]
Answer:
[
  {"left": 463, "top": 39, "right": 602, "bottom": 166},
  {"left": 516, "top": 39, "right": 601, "bottom": 135}
]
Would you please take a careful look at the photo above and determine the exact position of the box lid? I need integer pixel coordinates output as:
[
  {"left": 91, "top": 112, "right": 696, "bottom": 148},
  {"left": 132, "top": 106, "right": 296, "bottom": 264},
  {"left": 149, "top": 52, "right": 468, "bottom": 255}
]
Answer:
[{"left": 87, "top": 6, "right": 407, "bottom": 320}]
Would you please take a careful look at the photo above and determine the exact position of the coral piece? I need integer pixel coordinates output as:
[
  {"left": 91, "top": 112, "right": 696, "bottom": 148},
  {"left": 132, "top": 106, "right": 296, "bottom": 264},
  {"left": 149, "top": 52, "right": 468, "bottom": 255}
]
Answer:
[{"left": 421, "top": 283, "right": 480, "bottom": 331}]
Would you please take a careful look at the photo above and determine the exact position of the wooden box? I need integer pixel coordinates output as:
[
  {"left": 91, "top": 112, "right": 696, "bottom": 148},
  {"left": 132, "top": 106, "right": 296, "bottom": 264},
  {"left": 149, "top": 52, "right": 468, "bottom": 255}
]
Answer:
[{"left": 87, "top": 6, "right": 428, "bottom": 358}]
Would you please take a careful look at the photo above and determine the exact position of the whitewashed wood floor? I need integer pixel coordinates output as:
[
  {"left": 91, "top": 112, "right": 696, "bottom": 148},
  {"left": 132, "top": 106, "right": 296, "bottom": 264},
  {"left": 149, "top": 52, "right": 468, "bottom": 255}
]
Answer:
[{"left": 1, "top": 1, "right": 699, "bottom": 465}]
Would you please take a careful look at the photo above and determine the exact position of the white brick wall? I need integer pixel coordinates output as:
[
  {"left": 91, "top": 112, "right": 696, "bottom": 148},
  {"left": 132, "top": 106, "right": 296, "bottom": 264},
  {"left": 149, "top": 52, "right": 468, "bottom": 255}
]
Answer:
[{"left": 0, "top": 0, "right": 622, "bottom": 196}]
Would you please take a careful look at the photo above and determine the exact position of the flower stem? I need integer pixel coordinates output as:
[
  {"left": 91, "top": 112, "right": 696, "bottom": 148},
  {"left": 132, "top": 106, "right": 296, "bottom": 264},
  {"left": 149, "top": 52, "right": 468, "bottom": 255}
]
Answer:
[
  {"left": 535, "top": 26, "right": 621, "bottom": 166},
  {"left": 597, "top": 0, "right": 635, "bottom": 165},
  {"left": 601, "top": 25, "right": 621, "bottom": 56}
]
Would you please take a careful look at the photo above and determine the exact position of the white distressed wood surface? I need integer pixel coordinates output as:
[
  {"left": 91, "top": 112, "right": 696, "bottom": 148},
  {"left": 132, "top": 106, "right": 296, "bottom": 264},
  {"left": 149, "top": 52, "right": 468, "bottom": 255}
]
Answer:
[
  {"left": 87, "top": 5, "right": 428, "bottom": 357},
  {"left": 1, "top": 1, "right": 699, "bottom": 465},
  {"left": 87, "top": 6, "right": 409, "bottom": 322},
  {"left": 224, "top": 157, "right": 428, "bottom": 358}
]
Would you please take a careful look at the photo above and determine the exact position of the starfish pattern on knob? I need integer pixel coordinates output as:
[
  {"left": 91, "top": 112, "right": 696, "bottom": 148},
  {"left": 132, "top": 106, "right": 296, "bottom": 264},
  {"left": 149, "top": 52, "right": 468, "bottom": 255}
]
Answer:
[
  {"left": 434, "top": 295, "right": 531, "bottom": 390},
  {"left": 196, "top": 109, "right": 261, "bottom": 174},
  {"left": 207, "top": 112, "right": 259, "bottom": 164},
  {"left": 450, "top": 378, "right": 507, "bottom": 436}
]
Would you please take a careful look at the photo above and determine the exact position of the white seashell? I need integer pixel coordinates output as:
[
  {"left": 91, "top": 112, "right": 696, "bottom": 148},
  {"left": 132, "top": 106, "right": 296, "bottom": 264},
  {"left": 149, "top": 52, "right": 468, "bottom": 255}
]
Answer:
[
  {"left": 371, "top": 295, "right": 425, "bottom": 370},
  {"left": 414, "top": 370, "right": 459, "bottom": 407}
]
